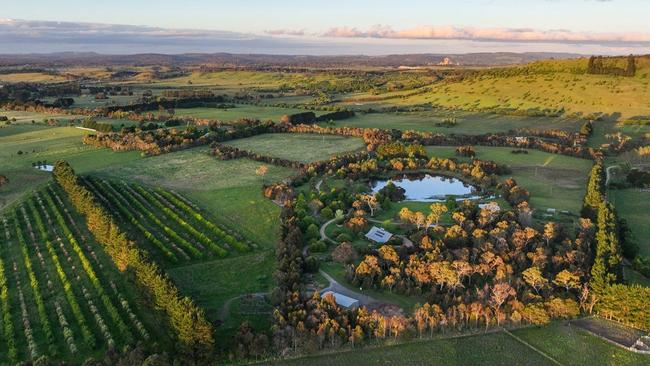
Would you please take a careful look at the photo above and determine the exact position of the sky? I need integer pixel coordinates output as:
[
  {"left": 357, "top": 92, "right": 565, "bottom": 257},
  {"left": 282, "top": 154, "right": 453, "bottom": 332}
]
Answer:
[{"left": 1, "top": 0, "right": 649, "bottom": 55}]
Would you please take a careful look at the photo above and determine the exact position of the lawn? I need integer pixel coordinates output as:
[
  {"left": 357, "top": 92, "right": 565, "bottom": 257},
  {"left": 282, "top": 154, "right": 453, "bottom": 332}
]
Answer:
[
  {"left": 223, "top": 133, "right": 366, "bottom": 163},
  {"left": 609, "top": 189, "right": 650, "bottom": 256},
  {"left": 0, "top": 125, "right": 142, "bottom": 212},
  {"left": 425, "top": 146, "right": 593, "bottom": 213},
  {"left": 325, "top": 110, "right": 583, "bottom": 135}
]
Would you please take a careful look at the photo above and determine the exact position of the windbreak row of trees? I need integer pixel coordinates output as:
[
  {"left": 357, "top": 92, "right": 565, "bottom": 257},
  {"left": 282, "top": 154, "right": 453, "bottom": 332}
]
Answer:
[
  {"left": 581, "top": 161, "right": 650, "bottom": 330},
  {"left": 52, "top": 161, "right": 214, "bottom": 358}
]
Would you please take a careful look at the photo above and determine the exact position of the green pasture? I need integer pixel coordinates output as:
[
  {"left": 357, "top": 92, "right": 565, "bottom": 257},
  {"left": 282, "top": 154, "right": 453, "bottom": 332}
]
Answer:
[
  {"left": 166, "top": 104, "right": 323, "bottom": 122},
  {"left": 0, "top": 125, "right": 141, "bottom": 212},
  {"left": 223, "top": 133, "right": 365, "bottom": 163},
  {"left": 610, "top": 189, "right": 650, "bottom": 257}
]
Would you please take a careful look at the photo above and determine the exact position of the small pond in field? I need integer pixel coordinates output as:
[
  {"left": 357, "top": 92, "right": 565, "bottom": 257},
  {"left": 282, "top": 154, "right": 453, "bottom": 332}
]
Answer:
[{"left": 370, "top": 173, "right": 480, "bottom": 202}]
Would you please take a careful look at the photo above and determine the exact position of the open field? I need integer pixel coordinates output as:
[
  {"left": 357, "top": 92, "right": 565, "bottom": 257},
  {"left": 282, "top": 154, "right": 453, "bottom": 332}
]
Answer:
[
  {"left": 224, "top": 133, "right": 366, "bottom": 163},
  {"left": 166, "top": 104, "right": 324, "bottom": 122},
  {"left": 324, "top": 110, "right": 583, "bottom": 134},
  {"left": 0, "top": 125, "right": 141, "bottom": 212},
  {"left": 610, "top": 189, "right": 650, "bottom": 256},
  {"left": 0, "top": 186, "right": 162, "bottom": 363},
  {"left": 425, "top": 146, "right": 593, "bottom": 213},
  {"left": 0, "top": 72, "right": 69, "bottom": 83}
]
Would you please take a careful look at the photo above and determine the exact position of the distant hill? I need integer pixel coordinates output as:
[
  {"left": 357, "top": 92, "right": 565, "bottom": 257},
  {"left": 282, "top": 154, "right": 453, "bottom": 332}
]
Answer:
[
  {"left": 365, "top": 55, "right": 650, "bottom": 121},
  {"left": 0, "top": 52, "right": 581, "bottom": 68}
]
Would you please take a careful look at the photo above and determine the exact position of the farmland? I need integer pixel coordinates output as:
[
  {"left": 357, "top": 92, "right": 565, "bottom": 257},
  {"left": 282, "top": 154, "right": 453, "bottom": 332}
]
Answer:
[
  {"left": 269, "top": 322, "right": 649, "bottom": 366},
  {"left": 0, "top": 186, "right": 161, "bottom": 364},
  {"left": 0, "top": 52, "right": 649, "bottom": 365}
]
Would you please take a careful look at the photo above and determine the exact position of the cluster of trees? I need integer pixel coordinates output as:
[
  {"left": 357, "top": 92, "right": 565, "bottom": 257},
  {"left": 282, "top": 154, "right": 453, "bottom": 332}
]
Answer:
[
  {"left": 455, "top": 146, "right": 476, "bottom": 157},
  {"left": 376, "top": 142, "right": 427, "bottom": 160},
  {"left": 402, "top": 129, "right": 598, "bottom": 160},
  {"left": 211, "top": 143, "right": 304, "bottom": 169},
  {"left": 581, "top": 161, "right": 650, "bottom": 330},
  {"left": 52, "top": 161, "right": 214, "bottom": 358},
  {"left": 587, "top": 55, "right": 636, "bottom": 77},
  {"left": 81, "top": 118, "right": 113, "bottom": 132},
  {"left": 83, "top": 121, "right": 276, "bottom": 155},
  {"left": 269, "top": 153, "right": 597, "bottom": 356}
]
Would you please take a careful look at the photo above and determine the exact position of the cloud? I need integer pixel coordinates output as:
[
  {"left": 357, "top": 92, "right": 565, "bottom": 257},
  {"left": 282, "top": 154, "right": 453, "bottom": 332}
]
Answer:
[
  {"left": 265, "top": 29, "right": 307, "bottom": 36},
  {"left": 321, "top": 24, "right": 650, "bottom": 45}
]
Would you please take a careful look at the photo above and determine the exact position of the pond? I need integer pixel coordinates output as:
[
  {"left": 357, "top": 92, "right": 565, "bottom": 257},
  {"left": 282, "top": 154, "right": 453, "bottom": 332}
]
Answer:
[{"left": 370, "top": 173, "right": 481, "bottom": 202}]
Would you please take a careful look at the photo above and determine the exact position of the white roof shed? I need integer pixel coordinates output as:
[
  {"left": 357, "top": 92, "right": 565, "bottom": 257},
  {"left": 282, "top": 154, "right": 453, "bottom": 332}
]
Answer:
[
  {"left": 322, "top": 291, "right": 360, "bottom": 309},
  {"left": 365, "top": 226, "right": 393, "bottom": 244}
]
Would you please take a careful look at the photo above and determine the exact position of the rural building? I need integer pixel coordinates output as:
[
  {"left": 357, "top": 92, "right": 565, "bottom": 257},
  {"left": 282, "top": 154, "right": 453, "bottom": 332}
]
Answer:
[
  {"left": 478, "top": 202, "right": 501, "bottom": 213},
  {"left": 365, "top": 226, "right": 393, "bottom": 244},
  {"left": 322, "top": 291, "right": 360, "bottom": 310}
]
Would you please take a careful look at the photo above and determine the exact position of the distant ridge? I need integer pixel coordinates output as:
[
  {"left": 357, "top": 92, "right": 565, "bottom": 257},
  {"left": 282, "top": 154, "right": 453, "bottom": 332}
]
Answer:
[{"left": 0, "top": 52, "right": 583, "bottom": 68}]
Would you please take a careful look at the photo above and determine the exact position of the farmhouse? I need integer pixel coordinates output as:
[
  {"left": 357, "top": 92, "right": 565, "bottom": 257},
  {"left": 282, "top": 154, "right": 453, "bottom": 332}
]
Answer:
[
  {"left": 365, "top": 226, "right": 393, "bottom": 244},
  {"left": 322, "top": 291, "right": 360, "bottom": 310}
]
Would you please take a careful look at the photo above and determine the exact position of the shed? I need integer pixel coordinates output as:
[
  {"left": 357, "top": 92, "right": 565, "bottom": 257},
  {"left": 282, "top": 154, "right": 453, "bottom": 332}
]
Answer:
[
  {"left": 322, "top": 291, "right": 360, "bottom": 310},
  {"left": 365, "top": 226, "right": 393, "bottom": 244}
]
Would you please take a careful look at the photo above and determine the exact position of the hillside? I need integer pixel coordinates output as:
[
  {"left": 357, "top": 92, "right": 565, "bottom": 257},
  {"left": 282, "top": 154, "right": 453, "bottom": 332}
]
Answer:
[{"left": 343, "top": 55, "right": 650, "bottom": 121}]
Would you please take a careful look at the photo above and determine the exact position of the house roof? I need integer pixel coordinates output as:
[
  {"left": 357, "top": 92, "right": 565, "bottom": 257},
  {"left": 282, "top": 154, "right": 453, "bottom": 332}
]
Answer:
[
  {"left": 365, "top": 226, "right": 393, "bottom": 243},
  {"left": 322, "top": 291, "right": 359, "bottom": 308}
]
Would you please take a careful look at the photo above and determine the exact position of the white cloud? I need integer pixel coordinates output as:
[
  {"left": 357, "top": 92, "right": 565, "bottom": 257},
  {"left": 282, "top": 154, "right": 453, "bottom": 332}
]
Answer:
[{"left": 322, "top": 24, "right": 650, "bottom": 45}]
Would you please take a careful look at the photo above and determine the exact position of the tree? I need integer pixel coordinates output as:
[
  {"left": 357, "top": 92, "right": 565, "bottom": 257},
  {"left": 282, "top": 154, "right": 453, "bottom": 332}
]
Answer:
[
  {"left": 428, "top": 203, "right": 448, "bottom": 226},
  {"left": 361, "top": 194, "right": 379, "bottom": 217},
  {"left": 489, "top": 283, "right": 515, "bottom": 326},
  {"left": 522, "top": 266, "right": 548, "bottom": 294},
  {"left": 553, "top": 270, "right": 580, "bottom": 292},
  {"left": 255, "top": 165, "right": 269, "bottom": 183}
]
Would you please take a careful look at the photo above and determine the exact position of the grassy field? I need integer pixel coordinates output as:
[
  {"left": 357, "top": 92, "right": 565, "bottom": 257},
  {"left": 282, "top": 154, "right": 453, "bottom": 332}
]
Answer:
[
  {"left": 0, "top": 72, "right": 69, "bottom": 83},
  {"left": 167, "top": 105, "right": 323, "bottom": 122},
  {"left": 425, "top": 146, "right": 593, "bottom": 213},
  {"left": 337, "top": 62, "right": 650, "bottom": 120},
  {"left": 167, "top": 251, "right": 274, "bottom": 322},
  {"left": 324, "top": 111, "right": 583, "bottom": 135},
  {"left": 609, "top": 189, "right": 650, "bottom": 256},
  {"left": 0, "top": 125, "right": 142, "bottom": 213},
  {"left": 268, "top": 322, "right": 649, "bottom": 366},
  {"left": 223, "top": 133, "right": 365, "bottom": 163}
]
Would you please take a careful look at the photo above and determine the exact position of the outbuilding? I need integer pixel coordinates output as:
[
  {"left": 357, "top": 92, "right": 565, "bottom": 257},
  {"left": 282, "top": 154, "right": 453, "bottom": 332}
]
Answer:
[
  {"left": 322, "top": 291, "right": 360, "bottom": 310},
  {"left": 365, "top": 226, "right": 393, "bottom": 244}
]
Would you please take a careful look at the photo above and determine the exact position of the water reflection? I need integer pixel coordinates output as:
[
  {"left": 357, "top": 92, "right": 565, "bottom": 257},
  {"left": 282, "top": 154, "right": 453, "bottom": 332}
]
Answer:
[{"left": 370, "top": 174, "right": 480, "bottom": 202}]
